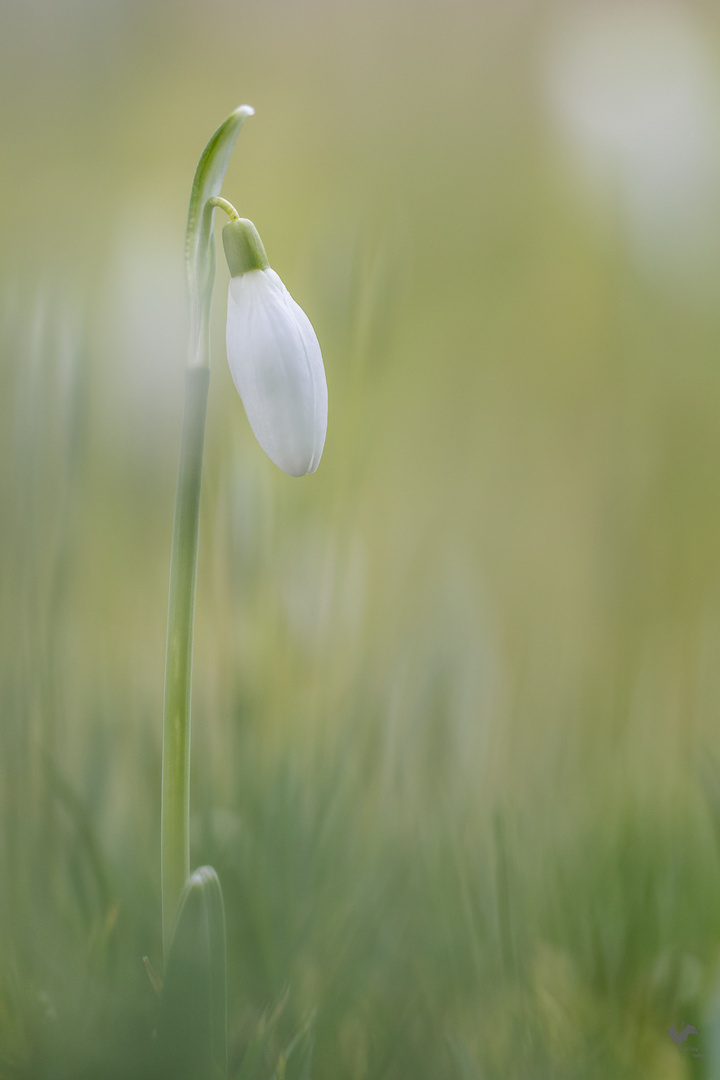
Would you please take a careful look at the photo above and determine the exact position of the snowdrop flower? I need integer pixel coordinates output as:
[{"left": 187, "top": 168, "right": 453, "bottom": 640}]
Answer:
[{"left": 221, "top": 216, "right": 327, "bottom": 476}]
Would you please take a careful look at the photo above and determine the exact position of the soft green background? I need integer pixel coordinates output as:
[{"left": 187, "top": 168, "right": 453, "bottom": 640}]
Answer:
[{"left": 2, "top": 0, "right": 720, "bottom": 1075}]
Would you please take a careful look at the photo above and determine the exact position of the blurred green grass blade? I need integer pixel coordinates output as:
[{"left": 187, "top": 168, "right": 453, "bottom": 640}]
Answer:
[
  {"left": 277, "top": 1011, "right": 316, "bottom": 1080},
  {"left": 446, "top": 1035, "right": 484, "bottom": 1079},
  {"left": 158, "top": 865, "right": 228, "bottom": 1080},
  {"left": 235, "top": 993, "right": 288, "bottom": 1080},
  {"left": 185, "top": 104, "right": 254, "bottom": 367}
]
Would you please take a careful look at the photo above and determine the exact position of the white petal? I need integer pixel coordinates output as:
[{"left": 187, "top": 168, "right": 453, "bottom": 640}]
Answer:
[{"left": 226, "top": 269, "right": 328, "bottom": 476}]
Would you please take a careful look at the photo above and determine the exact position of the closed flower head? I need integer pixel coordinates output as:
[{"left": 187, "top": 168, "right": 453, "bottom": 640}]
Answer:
[{"left": 222, "top": 217, "right": 327, "bottom": 477}]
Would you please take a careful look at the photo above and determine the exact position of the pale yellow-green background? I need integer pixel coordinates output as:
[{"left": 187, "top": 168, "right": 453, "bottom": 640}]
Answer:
[{"left": 1, "top": 1, "right": 720, "bottom": 1076}]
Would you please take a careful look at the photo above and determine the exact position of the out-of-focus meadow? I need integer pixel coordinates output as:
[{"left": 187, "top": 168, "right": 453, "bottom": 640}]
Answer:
[{"left": 3, "top": 0, "right": 720, "bottom": 1075}]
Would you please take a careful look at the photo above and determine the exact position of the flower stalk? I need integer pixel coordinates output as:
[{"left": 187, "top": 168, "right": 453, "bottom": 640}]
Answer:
[
  {"left": 161, "top": 105, "right": 253, "bottom": 960},
  {"left": 161, "top": 364, "right": 210, "bottom": 960}
]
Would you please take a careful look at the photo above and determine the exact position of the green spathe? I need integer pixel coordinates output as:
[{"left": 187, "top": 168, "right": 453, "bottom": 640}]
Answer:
[
  {"left": 222, "top": 218, "right": 269, "bottom": 276},
  {"left": 185, "top": 104, "right": 254, "bottom": 368}
]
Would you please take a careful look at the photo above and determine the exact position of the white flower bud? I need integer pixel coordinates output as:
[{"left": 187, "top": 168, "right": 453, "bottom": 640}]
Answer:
[{"left": 222, "top": 220, "right": 327, "bottom": 477}]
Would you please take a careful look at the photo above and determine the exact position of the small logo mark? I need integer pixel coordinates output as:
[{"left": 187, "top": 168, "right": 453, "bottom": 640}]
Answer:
[
  {"left": 669, "top": 1023, "right": 704, "bottom": 1058},
  {"left": 668, "top": 1023, "right": 698, "bottom": 1046}
]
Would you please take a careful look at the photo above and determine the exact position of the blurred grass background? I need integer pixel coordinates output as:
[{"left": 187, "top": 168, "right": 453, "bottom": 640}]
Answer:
[{"left": 2, "top": 0, "right": 720, "bottom": 1075}]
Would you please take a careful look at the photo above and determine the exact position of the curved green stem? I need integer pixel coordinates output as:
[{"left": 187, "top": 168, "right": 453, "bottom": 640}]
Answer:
[
  {"left": 161, "top": 365, "right": 210, "bottom": 961},
  {"left": 207, "top": 196, "right": 240, "bottom": 221}
]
